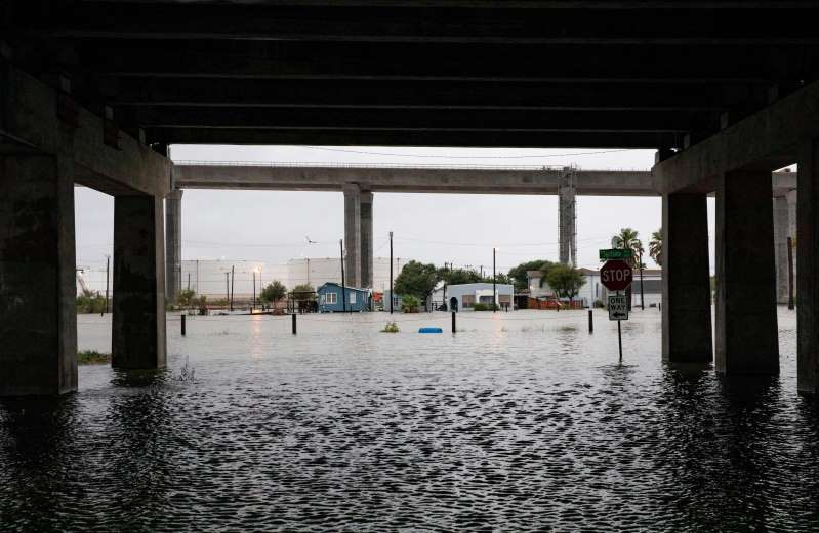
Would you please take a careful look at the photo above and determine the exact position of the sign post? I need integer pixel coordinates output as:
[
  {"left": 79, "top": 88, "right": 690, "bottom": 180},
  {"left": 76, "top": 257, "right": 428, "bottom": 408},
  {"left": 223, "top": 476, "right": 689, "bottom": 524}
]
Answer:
[{"left": 600, "top": 256, "right": 633, "bottom": 363}]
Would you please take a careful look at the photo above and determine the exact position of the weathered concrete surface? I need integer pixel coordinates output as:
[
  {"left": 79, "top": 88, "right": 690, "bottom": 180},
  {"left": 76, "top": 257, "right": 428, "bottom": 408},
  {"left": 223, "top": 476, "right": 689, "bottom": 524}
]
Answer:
[
  {"left": 112, "top": 194, "right": 167, "bottom": 369},
  {"left": 714, "top": 170, "right": 779, "bottom": 375},
  {"left": 342, "top": 183, "right": 361, "bottom": 288},
  {"left": 360, "top": 191, "right": 373, "bottom": 289},
  {"left": 2, "top": 64, "right": 170, "bottom": 197},
  {"left": 661, "top": 193, "right": 712, "bottom": 364},
  {"left": 0, "top": 155, "right": 77, "bottom": 395},
  {"left": 798, "top": 139, "right": 819, "bottom": 393},
  {"left": 165, "top": 189, "right": 182, "bottom": 302},
  {"left": 558, "top": 170, "right": 576, "bottom": 266},
  {"left": 773, "top": 196, "right": 790, "bottom": 304},
  {"left": 653, "top": 80, "right": 819, "bottom": 194}
]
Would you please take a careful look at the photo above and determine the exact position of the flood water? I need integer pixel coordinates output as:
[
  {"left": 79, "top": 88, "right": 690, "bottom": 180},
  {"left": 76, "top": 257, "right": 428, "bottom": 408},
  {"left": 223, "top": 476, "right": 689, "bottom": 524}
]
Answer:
[{"left": 2, "top": 308, "right": 819, "bottom": 531}]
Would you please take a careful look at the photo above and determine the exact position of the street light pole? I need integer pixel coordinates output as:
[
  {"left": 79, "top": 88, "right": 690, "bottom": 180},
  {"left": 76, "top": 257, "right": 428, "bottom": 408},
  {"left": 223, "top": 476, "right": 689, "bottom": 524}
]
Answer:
[
  {"left": 105, "top": 254, "right": 110, "bottom": 314},
  {"left": 340, "top": 239, "right": 346, "bottom": 313},
  {"left": 389, "top": 231, "right": 394, "bottom": 314},
  {"left": 493, "top": 247, "right": 497, "bottom": 313}
]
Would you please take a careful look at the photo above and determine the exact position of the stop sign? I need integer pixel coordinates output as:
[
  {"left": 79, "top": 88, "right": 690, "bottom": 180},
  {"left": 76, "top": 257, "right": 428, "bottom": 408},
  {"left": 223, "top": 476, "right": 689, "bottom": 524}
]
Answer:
[{"left": 601, "top": 259, "right": 633, "bottom": 291}]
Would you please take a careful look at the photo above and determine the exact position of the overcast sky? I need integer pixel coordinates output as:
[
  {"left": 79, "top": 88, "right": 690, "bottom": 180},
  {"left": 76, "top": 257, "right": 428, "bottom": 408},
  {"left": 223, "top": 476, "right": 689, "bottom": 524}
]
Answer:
[{"left": 75, "top": 145, "right": 718, "bottom": 279}]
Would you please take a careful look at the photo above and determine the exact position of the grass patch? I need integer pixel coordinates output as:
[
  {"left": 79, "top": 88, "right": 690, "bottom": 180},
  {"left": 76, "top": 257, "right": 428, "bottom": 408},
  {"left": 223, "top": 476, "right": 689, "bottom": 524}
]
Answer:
[{"left": 78, "top": 350, "right": 111, "bottom": 365}]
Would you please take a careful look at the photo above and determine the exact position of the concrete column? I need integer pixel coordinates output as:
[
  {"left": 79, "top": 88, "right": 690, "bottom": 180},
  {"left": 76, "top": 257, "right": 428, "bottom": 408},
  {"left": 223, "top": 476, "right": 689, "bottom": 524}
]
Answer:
[
  {"left": 787, "top": 189, "right": 797, "bottom": 292},
  {"left": 360, "top": 191, "right": 373, "bottom": 289},
  {"left": 113, "top": 194, "right": 167, "bottom": 369},
  {"left": 797, "top": 139, "right": 819, "bottom": 393},
  {"left": 558, "top": 170, "right": 577, "bottom": 266},
  {"left": 773, "top": 196, "right": 790, "bottom": 304},
  {"left": 343, "top": 183, "right": 361, "bottom": 288},
  {"left": 714, "top": 170, "right": 779, "bottom": 375},
  {"left": 0, "top": 155, "right": 77, "bottom": 395},
  {"left": 165, "top": 189, "right": 182, "bottom": 302},
  {"left": 661, "top": 193, "right": 712, "bottom": 364}
]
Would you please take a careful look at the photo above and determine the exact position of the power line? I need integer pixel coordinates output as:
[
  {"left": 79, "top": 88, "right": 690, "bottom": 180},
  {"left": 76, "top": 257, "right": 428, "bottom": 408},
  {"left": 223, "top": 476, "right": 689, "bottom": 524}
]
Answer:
[{"left": 303, "top": 146, "right": 633, "bottom": 159}]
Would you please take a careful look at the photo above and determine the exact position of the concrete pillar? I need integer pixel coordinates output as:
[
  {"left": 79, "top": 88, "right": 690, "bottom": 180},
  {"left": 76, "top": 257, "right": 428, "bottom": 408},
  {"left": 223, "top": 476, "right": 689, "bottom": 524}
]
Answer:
[
  {"left": 112, "top": 194, "right": 167, "bottom": 369},
  {"left": 797, "top": 139, "right": 819, "bottom": 393},
  {"left": 343, "top": 183, "right": 361, "bottom": 287},
  {"left": 787, "top": 189, "right": 797, "bottom": 292},
  {"left": 714, "top": 170, "right": 779, "bottom": 375},
  {"left": 0, "top": 155, "right": 77, "bottom": 395},
  {"left": 165, "top": 189, "right": 182, "bottom": 302},
  {"left": 773, "top": 196, "right": 790, "bottom": 304},
  {"left": 661, "top": 193, "right": 712, "bottom": 364},
  {"left": 558, "top": 168, "right": 577, "bottom": 266},
  {"left": 360, "top": 191, "right": 373, "bottom": 289}
]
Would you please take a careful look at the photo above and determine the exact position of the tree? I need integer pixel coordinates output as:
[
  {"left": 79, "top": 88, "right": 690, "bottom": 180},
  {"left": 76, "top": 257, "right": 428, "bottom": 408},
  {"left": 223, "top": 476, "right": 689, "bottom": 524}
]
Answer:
[
  {"left": 395, "top": 260, "right": 440, "bottom": 300},
  {"left": 291, "top": 283, "right": 316, "bottom": 300},
  {"left": 439, "top": 267, "right": 485, "bottom": 286},
  {"left": 401, "top": 294, "right": 421, "bottom": 313},
  {"left": 507, "top": 259, "right": 556, "bottom": 292},
  {"left": 260, "top": 280, "right": 287, "bottom": 303},
  {"left": 177, "top": 288, "right": 196, "bottom": 307},
  {"left": 546, "top": 264, "right": 585, "bottom": 303},
  {"left": 649, "top": 228, "right": 662, "bottom": 267}
]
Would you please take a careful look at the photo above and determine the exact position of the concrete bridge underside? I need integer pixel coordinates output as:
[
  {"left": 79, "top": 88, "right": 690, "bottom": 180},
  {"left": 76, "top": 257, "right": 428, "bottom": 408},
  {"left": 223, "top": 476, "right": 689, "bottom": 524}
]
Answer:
[{"left": 169, "top": 162, "right": 797, "bottom": 304}]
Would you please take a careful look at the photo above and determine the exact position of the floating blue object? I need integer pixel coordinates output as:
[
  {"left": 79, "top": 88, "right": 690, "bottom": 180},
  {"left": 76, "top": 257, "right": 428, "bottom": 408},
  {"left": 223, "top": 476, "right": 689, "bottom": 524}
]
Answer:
[{"left": 418, "top": 327, "right": 443, "bottom": 334}]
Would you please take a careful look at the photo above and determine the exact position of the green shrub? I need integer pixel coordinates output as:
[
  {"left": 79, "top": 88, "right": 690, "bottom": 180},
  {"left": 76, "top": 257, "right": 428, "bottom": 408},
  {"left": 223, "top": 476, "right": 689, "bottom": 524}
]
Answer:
[
  {"left": 78, "top": 350, "right": 111, "bottom": 365},
  {"left": 474, "top": 302, "right": 499, "bottom": 311},
  {"left": 381, "top": 321, "right": 400, "bottom": 333},
  {"left": 401, "top": 294, "right": 420, "bottom": 313},
  {"left": 76, "top": 290, "right": 107, "bottom": 314}
]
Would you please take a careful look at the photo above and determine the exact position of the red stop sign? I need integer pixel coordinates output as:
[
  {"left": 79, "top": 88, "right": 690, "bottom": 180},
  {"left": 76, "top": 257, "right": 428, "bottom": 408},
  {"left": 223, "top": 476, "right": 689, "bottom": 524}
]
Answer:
[{"left": 601, "top": 259, "right": 633, "bottom": 291}]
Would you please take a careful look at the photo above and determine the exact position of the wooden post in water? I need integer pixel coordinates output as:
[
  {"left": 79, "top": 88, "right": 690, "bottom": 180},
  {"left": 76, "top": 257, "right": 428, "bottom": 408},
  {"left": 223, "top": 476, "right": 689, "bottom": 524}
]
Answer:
[
  {"left": 452, "top": 311, "right": 456, "bottom": 333},
  {"left": 181, "top": 314, "right": 186, "bottom": 336},
  {"left": 588, "top": 309, "right": 593, "bottom": 333},
  {"left": 292, "top": 313, "right": 297, "bottom": 335}
]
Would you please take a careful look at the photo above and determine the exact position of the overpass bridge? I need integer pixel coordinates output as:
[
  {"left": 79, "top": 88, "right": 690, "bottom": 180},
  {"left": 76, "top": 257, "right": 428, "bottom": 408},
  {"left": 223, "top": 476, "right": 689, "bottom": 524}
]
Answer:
[{"left": 168, "top": 161, "right": 797, "bottom": 307}]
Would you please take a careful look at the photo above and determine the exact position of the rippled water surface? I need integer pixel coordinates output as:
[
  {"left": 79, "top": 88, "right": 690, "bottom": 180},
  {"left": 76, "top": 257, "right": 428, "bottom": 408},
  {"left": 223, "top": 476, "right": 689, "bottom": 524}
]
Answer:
[{"left": 2, "top": 308, "right": 819, "bottom": 531}]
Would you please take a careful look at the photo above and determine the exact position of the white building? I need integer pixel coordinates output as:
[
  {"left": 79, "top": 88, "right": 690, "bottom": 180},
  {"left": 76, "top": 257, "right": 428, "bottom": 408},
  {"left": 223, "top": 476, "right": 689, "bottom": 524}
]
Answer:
[
  {"left": 431, "top": 282, "right": 515, "bottom": 311},
  {"left": 287, "top": 256, "right": 405, "bottom": 292}
]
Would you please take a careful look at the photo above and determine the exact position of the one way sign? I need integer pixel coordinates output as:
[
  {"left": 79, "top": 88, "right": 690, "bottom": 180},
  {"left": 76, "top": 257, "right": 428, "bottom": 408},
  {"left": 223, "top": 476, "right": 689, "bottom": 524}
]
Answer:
[{"left": 608, "top": 294, "right": 628, "bottom": 321}]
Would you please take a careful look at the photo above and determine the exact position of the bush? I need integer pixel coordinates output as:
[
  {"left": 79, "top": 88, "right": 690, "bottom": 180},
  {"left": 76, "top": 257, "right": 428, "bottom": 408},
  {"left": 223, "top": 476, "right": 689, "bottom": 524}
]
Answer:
[
  {"left": 78, "top": 350, "right": 111, "bottom": 365},
  {"left": 177, "top": 288, "right": 196, "bottom": 307},
  {"left": 381, "top": 321, "right": 400, "bottom": 333},
  {"left": 474, "top": 302, "right": 499, "bottom": 311},
  {"left": 402, "top": 294, "right": 420, "bottom": 313},
  {"left": 593, "top": 299, "right": 605, "bottom": 308},
  {"left": 76, "top": 290, "right": 106, "bottom": 314}
]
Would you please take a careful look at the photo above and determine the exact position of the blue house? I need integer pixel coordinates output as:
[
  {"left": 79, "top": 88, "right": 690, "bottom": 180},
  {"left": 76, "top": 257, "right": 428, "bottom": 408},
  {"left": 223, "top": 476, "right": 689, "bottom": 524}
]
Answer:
[{"left": 317, "top": 283, "right": 370, "bottom": 312}]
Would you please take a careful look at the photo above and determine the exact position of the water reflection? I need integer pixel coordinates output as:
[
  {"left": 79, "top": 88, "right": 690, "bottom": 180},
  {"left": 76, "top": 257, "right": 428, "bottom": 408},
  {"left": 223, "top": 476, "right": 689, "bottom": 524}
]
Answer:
[{"left": 2, "top": 310, "right": 819, "bottom": 530}]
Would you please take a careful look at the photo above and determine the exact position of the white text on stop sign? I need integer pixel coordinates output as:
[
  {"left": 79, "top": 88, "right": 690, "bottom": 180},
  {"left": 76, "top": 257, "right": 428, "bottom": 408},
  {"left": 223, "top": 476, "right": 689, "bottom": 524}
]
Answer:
[{"left": 602, "top": 270, "right": 631, "bottom": 283}]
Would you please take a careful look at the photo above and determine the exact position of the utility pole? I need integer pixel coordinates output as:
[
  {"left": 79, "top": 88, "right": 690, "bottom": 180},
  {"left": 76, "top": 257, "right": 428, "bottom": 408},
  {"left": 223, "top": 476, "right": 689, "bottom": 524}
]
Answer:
[
  {"left": 105, "top": 255, "right": 110, "bottom": 314},
  {"left": 340, "top": 239, "right": 346, "bottom": 313},
  {"left": 389, "top": 231, "right": 394, "bottom": 314},
  {"left": 307, "top": 258, "right": 310, "bottom": 287},
  {"left": 230, "top": 265, "right": 235, "bottom": 311},
  {"left": 493, "top": 248, "right": 497, "bottom": 312},
  {"left": 252, "top": 271, "right": 256, "bottom": 311},
  {"left": 225, "top": 272, "right": 230, "bottom": 305},
  {"left": 187, "top": 273, "right": 191, "bottom": 291}
]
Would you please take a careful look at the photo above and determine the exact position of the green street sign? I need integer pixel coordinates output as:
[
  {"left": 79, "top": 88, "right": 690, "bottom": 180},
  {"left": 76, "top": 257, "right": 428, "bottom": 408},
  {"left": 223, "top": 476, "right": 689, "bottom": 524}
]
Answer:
[{"left": 599, "top": 248, "right": 633, "bottom": 260}]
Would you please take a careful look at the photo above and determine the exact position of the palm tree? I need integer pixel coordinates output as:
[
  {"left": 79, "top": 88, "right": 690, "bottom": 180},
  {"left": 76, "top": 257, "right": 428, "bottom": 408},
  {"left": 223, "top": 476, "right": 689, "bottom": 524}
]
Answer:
[
  {"left": 649, "top": 228, "right": 662, "bottom": 267},
  {"left": 611, "top": 228, "right": 643, "bottom": 310}
]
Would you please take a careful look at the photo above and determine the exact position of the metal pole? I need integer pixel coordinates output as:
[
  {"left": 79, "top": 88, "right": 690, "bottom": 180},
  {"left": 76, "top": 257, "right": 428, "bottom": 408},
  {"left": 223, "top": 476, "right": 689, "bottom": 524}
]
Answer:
[
  {"left": 588, "top": 309, "right": 593, "bottom": 333},
  {"left": 787, "top": 236, "right": 795, "bottom": 310},
  {"left": 105, "top": 255, "right": 111, "bottom": 313},
  {"left": 188, "top": 272, "right": 191, "bottom": 291},
  {"left": 252, "top": 271, "right": 256, "bottom": 311},
  {"left": 640, "top": 251, "right": 645, "bottom": 310},
  {"left": 181, "top": 314, "right": 186, "bottom": 336},
  {"left": 390, "top": 231, "right": 394, "bottom": 314},
  {"left": 225, "top": 272, "right": 230, "bottom": 305},
  {"left": 230, "top": 265, "right": 235, "bottom": 311},
  {"left": 340, "top": 239, "right": 346, "bottom": 313},
  {"left": 617, "top": 320, "right": 623, "bottom": 363},
  {"left": 452, "top": 311, "right": 456, "bottom": 333},
  {"left": 292, "top": 313, "right": 297, "bottom": 335},
  {"left": 493, "top": 247, "right": 496, "bottom": 313}
]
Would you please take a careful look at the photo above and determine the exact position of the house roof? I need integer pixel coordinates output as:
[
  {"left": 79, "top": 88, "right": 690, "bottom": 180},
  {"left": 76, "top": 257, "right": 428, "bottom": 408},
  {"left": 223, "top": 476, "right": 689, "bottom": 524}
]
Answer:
[{"left": 318, "top": 282, "right": 368, "bottom": 292}]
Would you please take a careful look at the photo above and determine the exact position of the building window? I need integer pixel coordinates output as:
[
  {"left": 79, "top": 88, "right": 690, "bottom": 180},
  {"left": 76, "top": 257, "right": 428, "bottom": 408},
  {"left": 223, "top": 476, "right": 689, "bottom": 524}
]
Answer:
[
  {"left": 350, "top": 292, "right": 357, "bottom": 304},
  {"left": 326, "top": 292, "right": 337, "bottom": 305},
  {"left": 462, "top": 294, "right": 476, "bottom": 308},
  {"left": 498, "top": 295, "right": 511, "bottom": 304}
]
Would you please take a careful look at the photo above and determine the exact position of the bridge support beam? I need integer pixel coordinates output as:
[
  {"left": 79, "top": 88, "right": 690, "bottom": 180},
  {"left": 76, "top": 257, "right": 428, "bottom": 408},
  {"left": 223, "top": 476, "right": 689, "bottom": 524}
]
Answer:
[
  {"left": 113, "top": 194, "right": 167, "bottom": 369},
  {"left": 773, "top": 196, "right": 790, "bottom": 304},
  {"left": 360, "top": 191, "right": 373, "bottom": 289},
  {"left": 343, "top": 183, "right": 361, "bottom": 288},
  {"left": 714, "top": 170, "right": 779, "bottom": 375},
  {"left": 0, "top": 155, "right": 78, "bottom": 395},
  {"left": 797, "top": 139, "right": 819, "bottom": 393},
  {"left": 165, "top": 189, "right": 182, "bottom": 303},
  {"left": 661, "top": 193, "right": 712, "bottom": 364},
  {"left": 558, "top": 168, "right": 577, "bottom": 266}
]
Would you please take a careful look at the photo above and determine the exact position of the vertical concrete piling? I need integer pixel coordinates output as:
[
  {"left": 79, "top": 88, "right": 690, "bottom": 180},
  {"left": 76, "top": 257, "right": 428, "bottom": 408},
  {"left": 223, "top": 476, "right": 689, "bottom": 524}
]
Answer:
[
  {"left": 360, "top": 191, "right": 373, "bottom": 289},
  {"left": 798, "top": 139, "right": 819, "bottom": 393},
  {"left": 343, "top": 183, "right": 362, "bottom": 288},
  {"left": 714, "top": 170, "right": 779, "bottom": 375},
  {"left": 165, "top": 189, "right": 182, "bottom": 303}
]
